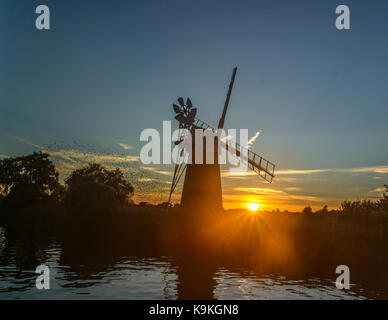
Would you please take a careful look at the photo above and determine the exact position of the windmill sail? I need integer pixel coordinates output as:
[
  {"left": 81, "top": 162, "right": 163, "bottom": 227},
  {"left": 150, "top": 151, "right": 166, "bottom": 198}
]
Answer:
[{"left": 218, "top": 67, "right": 237, "bottom": 129}]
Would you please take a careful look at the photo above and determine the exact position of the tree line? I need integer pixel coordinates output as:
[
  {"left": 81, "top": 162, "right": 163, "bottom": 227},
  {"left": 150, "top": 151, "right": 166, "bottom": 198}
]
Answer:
[
  {"left": 0, "top": 151, "right": 134, "bottom": 212},
  {"left": 1, "top": 151, "right": 387, "bottom": 217},
  {"left": 300, "top": 187, "right": 388, "bottom": 216}
]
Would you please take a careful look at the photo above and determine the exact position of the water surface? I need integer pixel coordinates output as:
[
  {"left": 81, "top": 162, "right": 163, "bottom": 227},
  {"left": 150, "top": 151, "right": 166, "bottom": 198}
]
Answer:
[{"left": 0, "top": 227, "right": 385, "bottom": 299}]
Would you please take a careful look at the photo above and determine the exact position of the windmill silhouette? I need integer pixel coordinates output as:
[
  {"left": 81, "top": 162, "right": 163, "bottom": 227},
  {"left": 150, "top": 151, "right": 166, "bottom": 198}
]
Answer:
[{"left": 168, "top": 67, "right": 275, "bottom": 210}]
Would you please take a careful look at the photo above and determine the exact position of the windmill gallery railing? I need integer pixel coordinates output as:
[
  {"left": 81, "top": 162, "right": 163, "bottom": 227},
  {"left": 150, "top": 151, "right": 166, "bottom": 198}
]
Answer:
[{"left": 191, "top": 118, "right": 275, "bottom": 183}]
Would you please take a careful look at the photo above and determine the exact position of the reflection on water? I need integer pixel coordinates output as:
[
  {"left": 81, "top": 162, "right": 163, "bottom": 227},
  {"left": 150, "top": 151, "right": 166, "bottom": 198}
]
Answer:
[
  {"left": 0, "top": 227, "right": 384, "bottom": 300},
  {"left": 214, "top": 269, "right": 365, "bottom": 300}
]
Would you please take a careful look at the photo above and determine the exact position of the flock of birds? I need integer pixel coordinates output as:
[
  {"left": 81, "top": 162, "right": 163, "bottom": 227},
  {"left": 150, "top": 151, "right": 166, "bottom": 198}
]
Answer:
[{"left": 42, "top": 140, "right": 173, "bottom": 203}]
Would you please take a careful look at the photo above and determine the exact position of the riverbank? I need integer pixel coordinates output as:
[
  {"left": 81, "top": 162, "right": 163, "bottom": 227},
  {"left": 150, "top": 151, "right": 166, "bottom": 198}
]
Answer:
[{"left": 1, "top": 204, "right": 388, "bottom": 274}]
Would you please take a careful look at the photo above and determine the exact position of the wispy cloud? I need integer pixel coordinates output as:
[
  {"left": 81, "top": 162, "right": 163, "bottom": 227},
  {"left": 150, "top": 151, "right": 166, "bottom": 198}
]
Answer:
[
  {"left": 137, "top": 178, "right": 155, "bottom": 182},
  {"left": 276, "top": 169, "right": 327, "bottom": 175},
  {"left": 248, "top": 131, "right": 261, "bottom": 148},
  {"left": 222, "top": 165, "right": 388, "bottom": 178},
  {"left": 233, "top": 187, "right": 284, "bottom": 194},
  {"left": 7, "top": 134, "right": 44, "bottom": 150},
  {"left": 276, "top": 165, "right": 388, "bottom": 175},
  {"left": 224, "top": 170, "right": 256, "bottom": 177},
  {"left": 285, "top": 194, "right": 322, "bottom": 202},
  {"left": 275, "top": 177, "right": 298, "bottom": 183},
  {"left": 370, "top": 187, "right": 386, "bottom": 193},
  {"left": 140, "top": 166, "right": 172, "bottom": 176},
  {"left": 118, "top": 142, "right": 133, "bottom": 150},
  {"left": 49, "top": 149, "right": 139, "bottom": 164},
  {"left": 284, "top": 187, "right": 302, "bottom": 192}
]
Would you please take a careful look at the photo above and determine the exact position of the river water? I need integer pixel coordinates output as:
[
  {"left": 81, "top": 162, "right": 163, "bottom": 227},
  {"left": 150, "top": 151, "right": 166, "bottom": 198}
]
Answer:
[{"left": 0, "top": 227, "right": 385, "bottom": 299}]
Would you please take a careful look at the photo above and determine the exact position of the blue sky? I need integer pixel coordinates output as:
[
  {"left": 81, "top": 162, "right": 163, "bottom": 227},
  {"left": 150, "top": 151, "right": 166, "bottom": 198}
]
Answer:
[{"left": 1, "top": 0, "right": 387, "bottom": 209}]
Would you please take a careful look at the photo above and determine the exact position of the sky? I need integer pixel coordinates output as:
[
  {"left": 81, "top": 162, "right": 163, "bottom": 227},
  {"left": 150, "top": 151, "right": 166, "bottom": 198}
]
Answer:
[{"left": 1, "top": 0, "right": 387, "bottom": 210}]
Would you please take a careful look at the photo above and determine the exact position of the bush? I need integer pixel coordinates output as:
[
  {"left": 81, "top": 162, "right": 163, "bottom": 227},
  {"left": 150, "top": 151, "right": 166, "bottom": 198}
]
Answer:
[
  {"left": 302, "top": 206, "right": 312, "bottom": 214},
  {"left": 65, "top": 163, "right": 134, "bottom": 203},
  {"left": 63, "top": 164, "right": 134, "bottom": 226}
]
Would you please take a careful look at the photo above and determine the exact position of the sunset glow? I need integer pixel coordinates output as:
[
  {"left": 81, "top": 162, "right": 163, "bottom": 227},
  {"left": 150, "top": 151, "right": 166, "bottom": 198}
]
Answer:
[{"left": 246, "top": 203, "right": 260, "bottom": 212}]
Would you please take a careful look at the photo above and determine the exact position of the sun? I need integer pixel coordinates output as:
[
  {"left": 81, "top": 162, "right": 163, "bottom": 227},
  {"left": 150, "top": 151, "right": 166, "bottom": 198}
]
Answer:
[{"left": 246, "top": 203, "right": 260, "bottom": 212}]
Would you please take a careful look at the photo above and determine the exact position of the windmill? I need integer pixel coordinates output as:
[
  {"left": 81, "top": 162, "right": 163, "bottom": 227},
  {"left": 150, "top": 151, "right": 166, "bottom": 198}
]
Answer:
[{"left": 168, "top": 67, "right": 275, "bottom": 210}]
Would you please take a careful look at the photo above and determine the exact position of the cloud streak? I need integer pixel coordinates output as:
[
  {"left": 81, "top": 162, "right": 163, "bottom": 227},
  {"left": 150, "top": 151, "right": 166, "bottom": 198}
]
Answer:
[
  {"left": 7, "top": 134, "right": 44, "bottom": 150},
  {"left": 140, "top": 166, "right": 172, "bottom": 176},
  {"left": 48, "top": 149, "right": 139, "bottom": 164},
  {"left": 223, "top": 164, "right": 388, "bottom": 177},
  {"left": 248, "top": 131, "right": 261, "bottom": 148},
  {"left": 276, "top": 165, "right": 388, "bottom": 175},
  {"left": 137, "top": 178, "right": 155, "bottom": 182},
  {"left": 370, "top": 187, "right": 386, "bottom": 193},
  {"left": 118, "top": 142, "right": 133, "bottom": 150},
  {"left": 234, "top": 187, "right": 284, "bottom": 194}
]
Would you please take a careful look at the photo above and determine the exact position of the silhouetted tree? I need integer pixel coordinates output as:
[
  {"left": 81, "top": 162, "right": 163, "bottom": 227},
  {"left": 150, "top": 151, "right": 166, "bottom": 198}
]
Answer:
[
  {"left": 64, "top": 163, "right": 134, "bottom": 214},
  {"left": 0, "top": 152, "right": 61, "bottom": 208},
  {"left": 66, "top": 163, "right": 133, "bottom": 199},
  {"left": 378, "top": 184, "right": 388, "bottom": 211},
  {"left": 340, "top": 200, "right": 379, "bottom": 215},
  {"left": 302, "top": 206, "right": 312, "bottom": 214}
]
